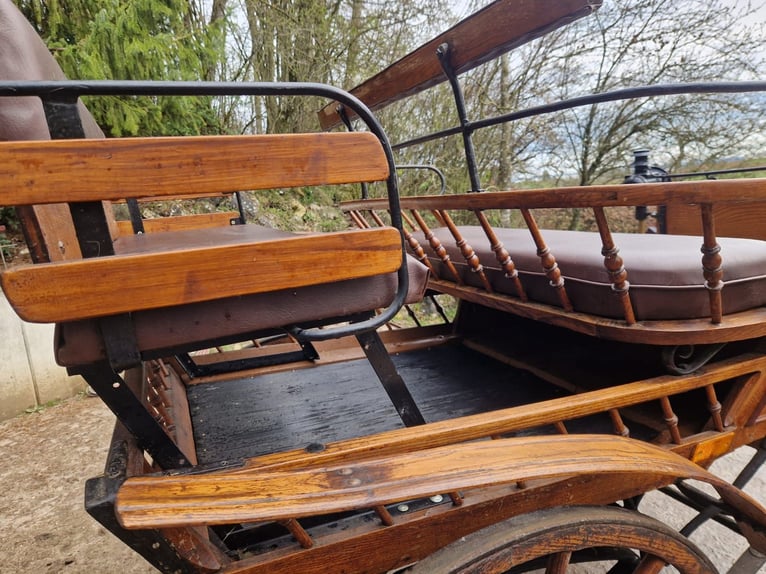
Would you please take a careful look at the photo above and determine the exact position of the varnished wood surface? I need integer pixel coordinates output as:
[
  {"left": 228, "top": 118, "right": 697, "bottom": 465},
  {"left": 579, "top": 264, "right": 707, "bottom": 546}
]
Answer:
[
  {"left": 429, "top": 278, "right": 766, "bottom": 345},
  {"left": 343, "top": 182, "right": 766, "bottom": 344},
  {"left": 115, "top": 433, "right": 766, "bottom": 530},
  {"left": 0, "top": 132, "right": 388, "bottom": 205},
  {"left": 1, "top": 227, "right": 402, "bottom": 322},
  {"left": 343, "top": 178, "right": 766, "bottom": 212},
  {"left": 216, "top": 473, "right": 684, "bottom": 574},
  {"left": 666, "top": 202, "right": 766, "bottom": 240},
  {"left": 115, "top": 212, "right": 242, "bottom": 235},
  {"left": 317, "top": 0, "right": 601, "bottom": 129}
]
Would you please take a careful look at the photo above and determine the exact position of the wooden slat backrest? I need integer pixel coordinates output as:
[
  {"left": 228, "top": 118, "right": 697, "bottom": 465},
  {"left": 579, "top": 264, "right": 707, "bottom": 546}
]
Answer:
[
  {"left": 317, "top": 0, "right": 602, "bottom": 130},
  {"left": 0, "top": 0, "right": 114, "bottom": 261},
  {"left": 0, "top": 132, "right": 388, "bottom": 205},
  {"left": 0, "top": 130, "right": 402, "bottom": 323}
]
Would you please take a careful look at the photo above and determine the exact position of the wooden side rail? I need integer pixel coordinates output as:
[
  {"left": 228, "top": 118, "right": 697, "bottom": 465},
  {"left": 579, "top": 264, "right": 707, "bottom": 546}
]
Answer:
[
  {"left": 343, "top": 179, "right": 766, "bottom": 210},
  {"left": 115, "top": 434, "right": 766, "bottom": 531},
  {"left": 317, "top": 0, "right": 602, "bottom": 129},
  {"left": 0, "top": 132, "right": 388, "bottom": 204},
  {"left": 342, "top": 179, "right": 766, "bottom": 345},
  {"left": 1, "top": 228, "right": 402, "bottom": 323}
]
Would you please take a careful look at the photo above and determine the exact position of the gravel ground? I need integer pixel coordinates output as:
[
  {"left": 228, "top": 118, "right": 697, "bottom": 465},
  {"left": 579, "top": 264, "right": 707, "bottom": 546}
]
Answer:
[{"left": 0, "top": 395, "right": 764, "bottom": 574}]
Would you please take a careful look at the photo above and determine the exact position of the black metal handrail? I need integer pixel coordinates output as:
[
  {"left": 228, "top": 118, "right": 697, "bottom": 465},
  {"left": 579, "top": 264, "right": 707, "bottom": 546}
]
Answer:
[{"left": 0, "top": 80, "right": 409, "bottom": 340}]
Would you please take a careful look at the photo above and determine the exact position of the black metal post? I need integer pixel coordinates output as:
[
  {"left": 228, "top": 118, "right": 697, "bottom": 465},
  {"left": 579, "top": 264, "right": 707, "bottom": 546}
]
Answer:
[{"left": 436, "top": 43, "right": 483, "bottom": 192}]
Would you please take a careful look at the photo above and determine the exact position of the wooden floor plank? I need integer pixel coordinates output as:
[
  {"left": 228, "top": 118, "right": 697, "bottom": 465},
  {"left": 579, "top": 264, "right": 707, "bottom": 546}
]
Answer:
[{"left": 188, "top": 344, "right": 647, "bottom": 465}]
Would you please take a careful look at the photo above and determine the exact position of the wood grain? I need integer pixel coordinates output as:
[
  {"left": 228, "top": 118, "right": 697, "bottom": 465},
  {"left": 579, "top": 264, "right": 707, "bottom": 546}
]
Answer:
[
  {"left": 115, "top": 212, "right": 242, "bottom": 236},
  {"left": 342, "top": 178, "right": 766, "bottom": 212},
  {"left": 666, "top": 202, "right": 766, "bottom": 240},
  {"left": 114, "top": 433, "right": 765, "bottom": 529},
  {"left": 428, "top": 279, "right": 766, "bottom": 345},
  {"left": 1, "top": 227, "right": 402, "bottom": 323},
  {"left": 317, "top": 0, "right": 601, "bottom": 129},
  {"left": 0, "top": 132, "right": 388, "bottom": 205}
]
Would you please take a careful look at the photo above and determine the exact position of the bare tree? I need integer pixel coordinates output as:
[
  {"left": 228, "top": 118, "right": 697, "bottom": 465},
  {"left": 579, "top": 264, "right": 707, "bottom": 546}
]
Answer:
[{"left": 538, "top": 0, "right": 765, "bottom": 188}]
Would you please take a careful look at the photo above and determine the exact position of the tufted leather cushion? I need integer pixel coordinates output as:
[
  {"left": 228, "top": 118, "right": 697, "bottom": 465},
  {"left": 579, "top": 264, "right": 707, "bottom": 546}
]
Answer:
[{"left": 414, "top": 226, "right": 766, "bottom": 321}]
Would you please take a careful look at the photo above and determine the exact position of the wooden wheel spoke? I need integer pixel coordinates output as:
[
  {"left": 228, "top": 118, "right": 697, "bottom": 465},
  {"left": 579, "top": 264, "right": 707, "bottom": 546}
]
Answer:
[
  {"left": 545, "top": 551, "right": 572, "bottom": 574},
  {"left": 406, "top": 506, "right": 716, "bottom": 574},
  {"left": 632, "top": 554, "right": 667, "bottom": 574}
]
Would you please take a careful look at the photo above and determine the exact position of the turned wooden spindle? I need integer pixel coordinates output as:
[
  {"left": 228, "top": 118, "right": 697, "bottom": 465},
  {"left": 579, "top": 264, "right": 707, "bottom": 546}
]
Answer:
[
  {"left": 348, "top": 209, "right": 369, "bottom": 229},
  {"left": 700, "top": 203, "right": 724, "bottom": 324},
  {"left": 156, "top": 358, "right": 171, "bottom": 378},
  {"left": 475, "top": 210, "right": 527, "bottom": 300},
  {"left": 280, "top": 519, "right": 314, "bottom": 549},
  {"left": 705, "top": 385, "right": 725, "bottom": 432},
  {"left": 449, "top": 492, "right": 463, "bottom": 506},
  {"left": 369, "top": 210, "right": 388, "bottom": 228},
  {"left": 659, "top": 396, "right": 682, "bottom": 444},
  {"left": 152, "top": 361, "right": 171, "bottom": 389},
  {"left": 593, "top": 207, "right": 636, "bottom": 325},
  {"left": 147, "top": 395, "right": 174, "bottom": 431},
  {"left": 399, "top": 211, "right": 437, "bottom": 275},
  {"left": 608, "top": 409, "right": 630, "bottom": 437},
  {"left": 374, "top": 505, "right": 394, "bottom": 526},
  {"left": 411, "top": 209, "right": 462, "bottom": 283},
  {"left": 437, "top": 210, "right": 493, "bottom": 292},
  {"left": 554, "top": 421, "right": 568, "bottom": 434},
  {"left": 149, "top": 377, "right": 171, "bottom": 408},
  {"left": 520, "top": 208, "right": 573, "bottom": 311}
]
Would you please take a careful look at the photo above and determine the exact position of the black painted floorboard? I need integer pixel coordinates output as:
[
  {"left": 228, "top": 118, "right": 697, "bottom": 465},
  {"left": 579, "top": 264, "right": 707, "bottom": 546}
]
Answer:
[{"left": 188, "top": 343, "right": 636, "bottom": 465}]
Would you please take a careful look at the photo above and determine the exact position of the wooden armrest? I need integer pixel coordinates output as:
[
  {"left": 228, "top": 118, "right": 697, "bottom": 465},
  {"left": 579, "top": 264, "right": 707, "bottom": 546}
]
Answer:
[
  {"left": 318, "top": 0, "right": 601, "bottom": 129},
  {"left": 114, "top": 434, "right": 763, "bottom": 529},
  {"left": 0, "top": 132, "right": 388, "bottom": 205},
  {"left": 1, "top": 227, "right": 402, "bottom": 323}
]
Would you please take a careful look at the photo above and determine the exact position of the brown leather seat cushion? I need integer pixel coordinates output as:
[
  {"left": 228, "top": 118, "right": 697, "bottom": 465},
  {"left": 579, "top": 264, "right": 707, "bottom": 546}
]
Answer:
[
  {"left": 415, "top": 226, "right": 766, "bottom": 321},
  {"left": 55, "top": 224, "right": 429, "bottom": 366}
]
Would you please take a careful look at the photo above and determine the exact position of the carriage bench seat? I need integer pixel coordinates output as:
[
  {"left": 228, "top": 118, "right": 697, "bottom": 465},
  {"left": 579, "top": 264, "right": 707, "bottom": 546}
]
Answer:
[
  {"left": 417, "top": 226, "right": 766, "bottom": 322},
  {"left": 51, "top": 224, "right": 429, "bottom": 367},
  {"left": 0, "top": 131, "right": 430, "bottom": 370}
]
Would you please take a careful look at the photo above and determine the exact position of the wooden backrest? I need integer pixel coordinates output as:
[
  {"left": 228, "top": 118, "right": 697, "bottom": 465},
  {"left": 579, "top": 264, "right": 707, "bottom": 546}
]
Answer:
[
  {"left": 0, "top": 133, "right": 388, "bottom": 204},
  {"left": 0, "top": 131, "right": 401, "bottom": 324},
  {"left": 318, "top": 0, "right": 602, "bottom": 129},
  {"left": 0, "top": 0, "right": 116, "bottom": 263}
]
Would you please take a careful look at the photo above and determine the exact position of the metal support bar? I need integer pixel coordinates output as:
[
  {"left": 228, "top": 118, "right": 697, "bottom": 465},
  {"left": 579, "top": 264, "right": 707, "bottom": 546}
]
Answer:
[
  {"left": 99, "top": 314, "right": 142, "bottom": 372},
  {"left": 436, "top": 43, "right": 482, "bottom": 193},
  {"left": 177, "top": 340, "right": 319, "bottom": 379},
  {"left": 84, "top": 421, "right": 197, "bottom": 574},
  {"left": 676, "top": 439, "right": 766, "bottom": 538},
  {"left": 73, "top": 362, "right": 190, "bottom": 469},
  {"left": 127, "top": 199, "right": 145, "bottom": 234},
  {"left": 42, "top": 97, "right": 115, "bottom": 258},
  {"left": 356, "top": 330, "right": 426, "bottom": 427},
  {"left": 728, "top": 547, "right": 766, "bottom": 574},
  {"left": 338, "top": 104, "right": 370, "bottom": 200}
]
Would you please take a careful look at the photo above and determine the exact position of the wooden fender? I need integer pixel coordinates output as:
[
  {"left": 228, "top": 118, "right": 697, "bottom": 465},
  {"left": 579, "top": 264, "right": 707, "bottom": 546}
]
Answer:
[{"left": 115, "top": 434, "right": 766, "bottom": 546}]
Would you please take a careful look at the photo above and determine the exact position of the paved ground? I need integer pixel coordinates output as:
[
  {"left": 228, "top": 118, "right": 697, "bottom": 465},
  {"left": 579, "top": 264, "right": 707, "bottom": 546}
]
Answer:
[{"left": 0, "top": 394, "right": 764, "bottom": 574}]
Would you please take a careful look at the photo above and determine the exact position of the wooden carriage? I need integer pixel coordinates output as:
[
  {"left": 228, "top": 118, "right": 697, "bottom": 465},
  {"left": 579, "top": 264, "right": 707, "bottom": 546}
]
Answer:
[{"left": 2, "top": 0, "right": 766, "bottom": 572}]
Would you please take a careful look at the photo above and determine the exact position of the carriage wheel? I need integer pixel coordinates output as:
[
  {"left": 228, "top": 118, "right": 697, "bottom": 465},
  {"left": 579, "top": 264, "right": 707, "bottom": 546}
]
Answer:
[{"left": 406, "top": 506, "right": 716, "bottom": 574}]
